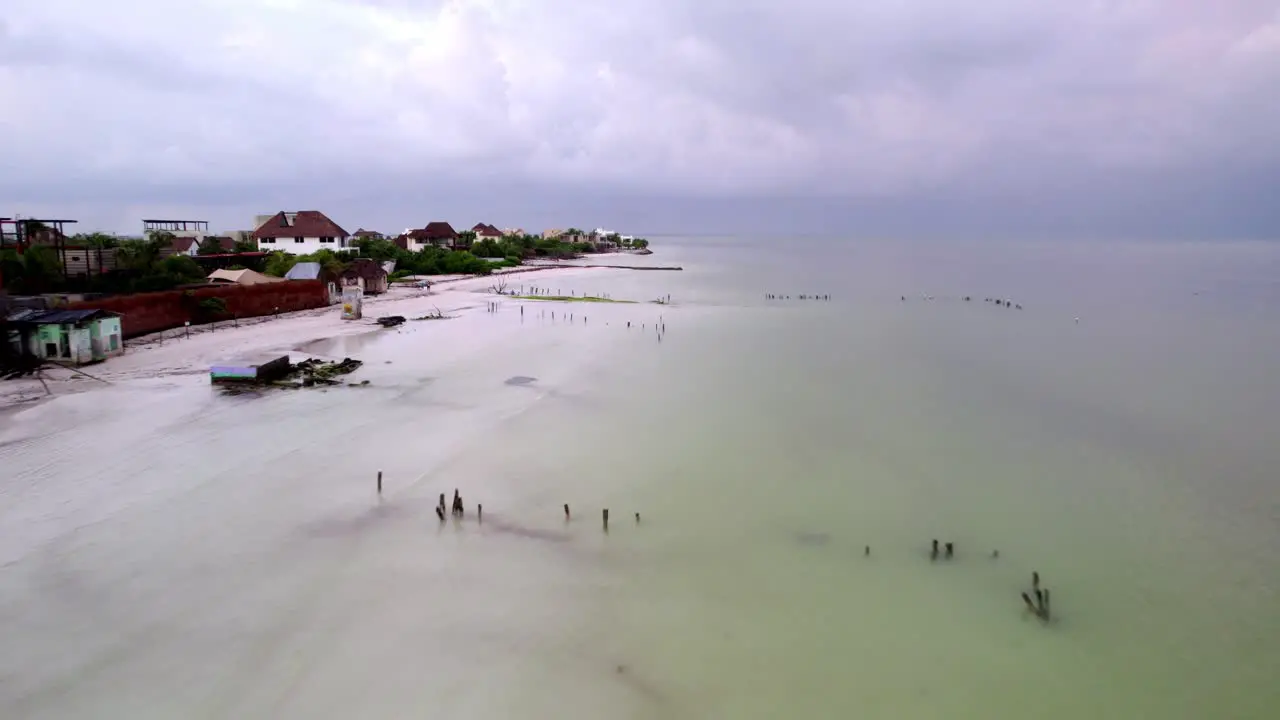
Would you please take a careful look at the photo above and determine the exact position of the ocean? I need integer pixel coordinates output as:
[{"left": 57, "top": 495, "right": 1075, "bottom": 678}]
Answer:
[{"left": 1, "top": 237, "right": 1277, "bottom": 719}]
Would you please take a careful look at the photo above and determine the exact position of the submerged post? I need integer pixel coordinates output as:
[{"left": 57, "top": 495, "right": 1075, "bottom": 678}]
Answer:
[
  {"left": 564, "top": 503, "right": 570, "bottom": 521},
  {"left": 478, "top": 504, "right": 483, "bottom": 523},
  {"left": 945, "top": 542, "right": 954, "bottom": 559},
  {"left": 635, "top": 512, "right": 640, "bottom": 524},
  {"left": 603, "top": 508, "right": 609, "bottom": 530},
  {"left": 377, "top": 470, "right": 382, "bottom": 495},
  {"left": 931, "top": 539, "right": 940, "bottom": 561}
]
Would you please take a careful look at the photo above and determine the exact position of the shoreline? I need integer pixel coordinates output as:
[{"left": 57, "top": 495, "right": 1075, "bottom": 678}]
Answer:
[{"left": 1, "top": 263, "right": 637, "bottom": 410}]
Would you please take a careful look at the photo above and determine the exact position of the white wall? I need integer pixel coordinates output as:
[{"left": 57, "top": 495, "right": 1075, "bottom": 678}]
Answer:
[
  {"left": 405, "top": 238, "right": 452, "bottom": 252},
  {"left": 256, "top": 236, "right": 351, "bottom": 255}
]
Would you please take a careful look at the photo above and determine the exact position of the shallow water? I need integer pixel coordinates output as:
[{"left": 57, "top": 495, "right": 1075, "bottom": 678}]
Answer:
[{"left": 1, "top": 238, "right": 1278, "bottom": 719}]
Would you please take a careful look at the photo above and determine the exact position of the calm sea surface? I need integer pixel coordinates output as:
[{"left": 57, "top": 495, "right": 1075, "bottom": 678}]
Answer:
[{"left": 1, "top": 237, "right": 1277, "bottom": 719}]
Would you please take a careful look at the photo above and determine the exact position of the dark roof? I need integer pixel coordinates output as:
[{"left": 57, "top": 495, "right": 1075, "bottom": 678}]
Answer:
[
  {"left": 353, "top": 228, "right": 382, "bottom": 238},
  {"left": 340, "top": 257, "right": 387, "bottom": 279},
  {"left": 472, "top": 223, "right": 502, "bottom": 235},
  {"left": 7, "top": 308, "right": 120, "bottom": 325},
  {"left": 411, "top": 221, "right": 457, "bottom": 240},
  {"left": 171, "top": 237, "right": 197, "bottom": 252},
  {"left": 252, "top": 211, "right": 349, "bottom": 240},
  {"left": 206, "top": 236, "right": 235, "bottom": 251}
]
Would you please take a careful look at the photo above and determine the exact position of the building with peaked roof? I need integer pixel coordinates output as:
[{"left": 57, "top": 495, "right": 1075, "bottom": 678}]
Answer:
[
  {"left": 471, "top": 223, "right": 503, "bottom": 243},
  {"left": 352, "top": 228, "right": 385, "bottom": 240},
  {"left": 339, "top": 258, "right": 389, "bottom": 295},
  {"left": 6, "top": 308, "right": 124, "bottom": 365},
  {"left": 252, "top": 211, "right": 351, "bottom": 255},
  {"left": 396, "top": 221, "right": 459, "bottom": 252}
]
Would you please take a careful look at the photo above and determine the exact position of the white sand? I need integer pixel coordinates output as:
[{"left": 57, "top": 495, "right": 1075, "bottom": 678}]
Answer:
[{"left": 1, "top": 265, "right": 624, "bottom": 409}]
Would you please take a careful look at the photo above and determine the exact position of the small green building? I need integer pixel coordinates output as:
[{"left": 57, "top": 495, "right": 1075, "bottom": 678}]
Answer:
[{"left": 7, "top": 309, "right": 124, "bottom": 366}]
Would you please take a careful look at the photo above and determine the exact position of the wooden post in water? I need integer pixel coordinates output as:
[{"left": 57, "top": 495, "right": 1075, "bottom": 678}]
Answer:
[
  {"left": 564, "top": 503, "right": 570, "bottom": 521},
  {"left": 635, "top": 512, "right": 640, "bottom": 524},
  {"left": 478, "top": 504, "right": 483, "bottom": 523},
  {"left": 377, "top": 470, "right": 382, "bottom": 495},
  {"left": 602, "top": 508, "right": 609, "bottom": 530}
]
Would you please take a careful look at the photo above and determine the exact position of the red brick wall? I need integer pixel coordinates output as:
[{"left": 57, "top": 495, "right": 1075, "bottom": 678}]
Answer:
[{"left": 66, "top": 281, "right": 329, "bottom": 338}]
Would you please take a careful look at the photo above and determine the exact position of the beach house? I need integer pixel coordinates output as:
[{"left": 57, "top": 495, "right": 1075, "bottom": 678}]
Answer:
[
  {"left": 471, "top": 223, "right": 503, "bottom": 243},
  {"left": 339, "top": 258, "right": 389, "bottom": 295},
  {"left": 6, "top": 308, "right": 124, "bottom": 365},
  {"left": 252, "top": 211, "right": 351, "bottom": 255},
  {"left": 397, "top": 222, "right": 459, "bottom": 252}
]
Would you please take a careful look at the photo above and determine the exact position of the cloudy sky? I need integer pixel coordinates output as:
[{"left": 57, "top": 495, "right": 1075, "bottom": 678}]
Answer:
[{"left": 2, "top": 0, "right": 1278, "bottom": 237}]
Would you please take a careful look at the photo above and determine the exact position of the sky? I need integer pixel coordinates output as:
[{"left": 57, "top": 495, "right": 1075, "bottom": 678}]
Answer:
[{"left": 1, "top": 0, "right": 1278, "bottom": 238}]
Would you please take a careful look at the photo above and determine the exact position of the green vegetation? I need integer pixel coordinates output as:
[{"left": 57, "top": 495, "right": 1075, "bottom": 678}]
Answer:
[
  {"left": 0, "top": 231, "right": 207, "bottom": 294},
  {"left": 197, "top": 237, "right": 225, "bottom": 255},
  {"left": 0, "top": 225, "right": 652, "bottom": 296},
  {"left": 0, "top": 246, "right": 63, "bottom": 294}
]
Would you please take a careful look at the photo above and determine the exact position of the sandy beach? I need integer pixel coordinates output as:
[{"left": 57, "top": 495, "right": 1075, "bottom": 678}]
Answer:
[
  {"left": 2, "top": 237, "right": 1277, "bottom": 719},
  {"left": 1, "top": 263, "right": 649, "bottom": 409}
]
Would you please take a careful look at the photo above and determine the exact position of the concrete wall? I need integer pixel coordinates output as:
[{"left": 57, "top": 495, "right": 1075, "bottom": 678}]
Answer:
[
  {"left": 90, "top": 316, "right": 124, "bottom": 359},
  {"left": 32, "top": 324, "right": 93, "bottom": 364},
  {"left": 256, "top": 236, "right": 351, "bottom": 255},
  {"left": 66, "top": 280, "right": 329, "bottom": 338}
]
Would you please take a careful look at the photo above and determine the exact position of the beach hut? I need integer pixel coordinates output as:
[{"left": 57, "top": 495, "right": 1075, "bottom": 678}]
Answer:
[
  {"left": 339, "top": 258, "right": 389, "bottom": 295},
  {"left": 6, "top": 308, "right": 124, "bottom": 365}
]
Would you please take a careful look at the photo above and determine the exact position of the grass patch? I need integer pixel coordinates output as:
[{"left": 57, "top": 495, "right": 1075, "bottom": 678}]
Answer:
[{"left": 509, "top": 295, "right": 636, "bottom": 303}]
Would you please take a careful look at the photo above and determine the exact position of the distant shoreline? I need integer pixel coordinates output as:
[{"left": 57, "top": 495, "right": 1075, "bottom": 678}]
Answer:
[{"left": 0, "top": 262, "right": 669, "bottom": 410}]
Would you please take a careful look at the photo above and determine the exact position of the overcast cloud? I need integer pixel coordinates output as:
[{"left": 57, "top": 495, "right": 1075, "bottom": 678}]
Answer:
[{"left": 1, "top": 0, "right": 1278, "bottom": 237}]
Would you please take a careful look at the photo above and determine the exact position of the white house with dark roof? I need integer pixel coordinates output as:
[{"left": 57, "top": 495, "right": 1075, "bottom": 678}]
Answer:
[
  {"left": 471, "top": 223, "right": 503, "bottom": 243},
  {"left": 252, "top": 211, "right": 351, "bottom": 255}
]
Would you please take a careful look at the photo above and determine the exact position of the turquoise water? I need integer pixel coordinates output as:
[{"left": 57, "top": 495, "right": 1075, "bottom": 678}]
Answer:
[{"left": 1, "top": 238, "right": 1277, "bottom": 718}]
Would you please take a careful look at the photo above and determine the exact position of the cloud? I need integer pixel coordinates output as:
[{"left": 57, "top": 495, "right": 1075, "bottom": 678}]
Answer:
[{"left": 0, "top": 0, "right": 1277, "bottom": 234}]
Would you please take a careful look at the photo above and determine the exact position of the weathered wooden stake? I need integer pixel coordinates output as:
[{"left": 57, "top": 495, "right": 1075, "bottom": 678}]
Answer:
[
  {"left": 602, "top": 508, "right": 609, "bottom": 529},
  {"left": 377, "top": 470, "right": 382, "bottom": 494},
  {"left": 1032, "top": 571, "right": 1040, "bottom": 589},
  {"left": 478, "top": 504, "right": 483, "bottom": 523},
  {"left": 864, "top": 545, "right": 871, "bottom": 556},
  {"left": 1021, "top": 592, "right": 1039, "bottom": 614},
  {"left": 435, "top": 506, "right": 445, "bottom": 522},
  {"left": 945, "top": 542, "right": 954, "bottom": 559},
  {"left": 635, "top": 512, "right": 640, "bottom": 524},
  {"left": 564, "top": 503, "right": 570, "bottom": 520},
  {"left": 931, "top": 539, "right": 940, "bottom": 561},
  {"left": 1042, "top": 588, "right": 1051, "bottom": 619}
]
